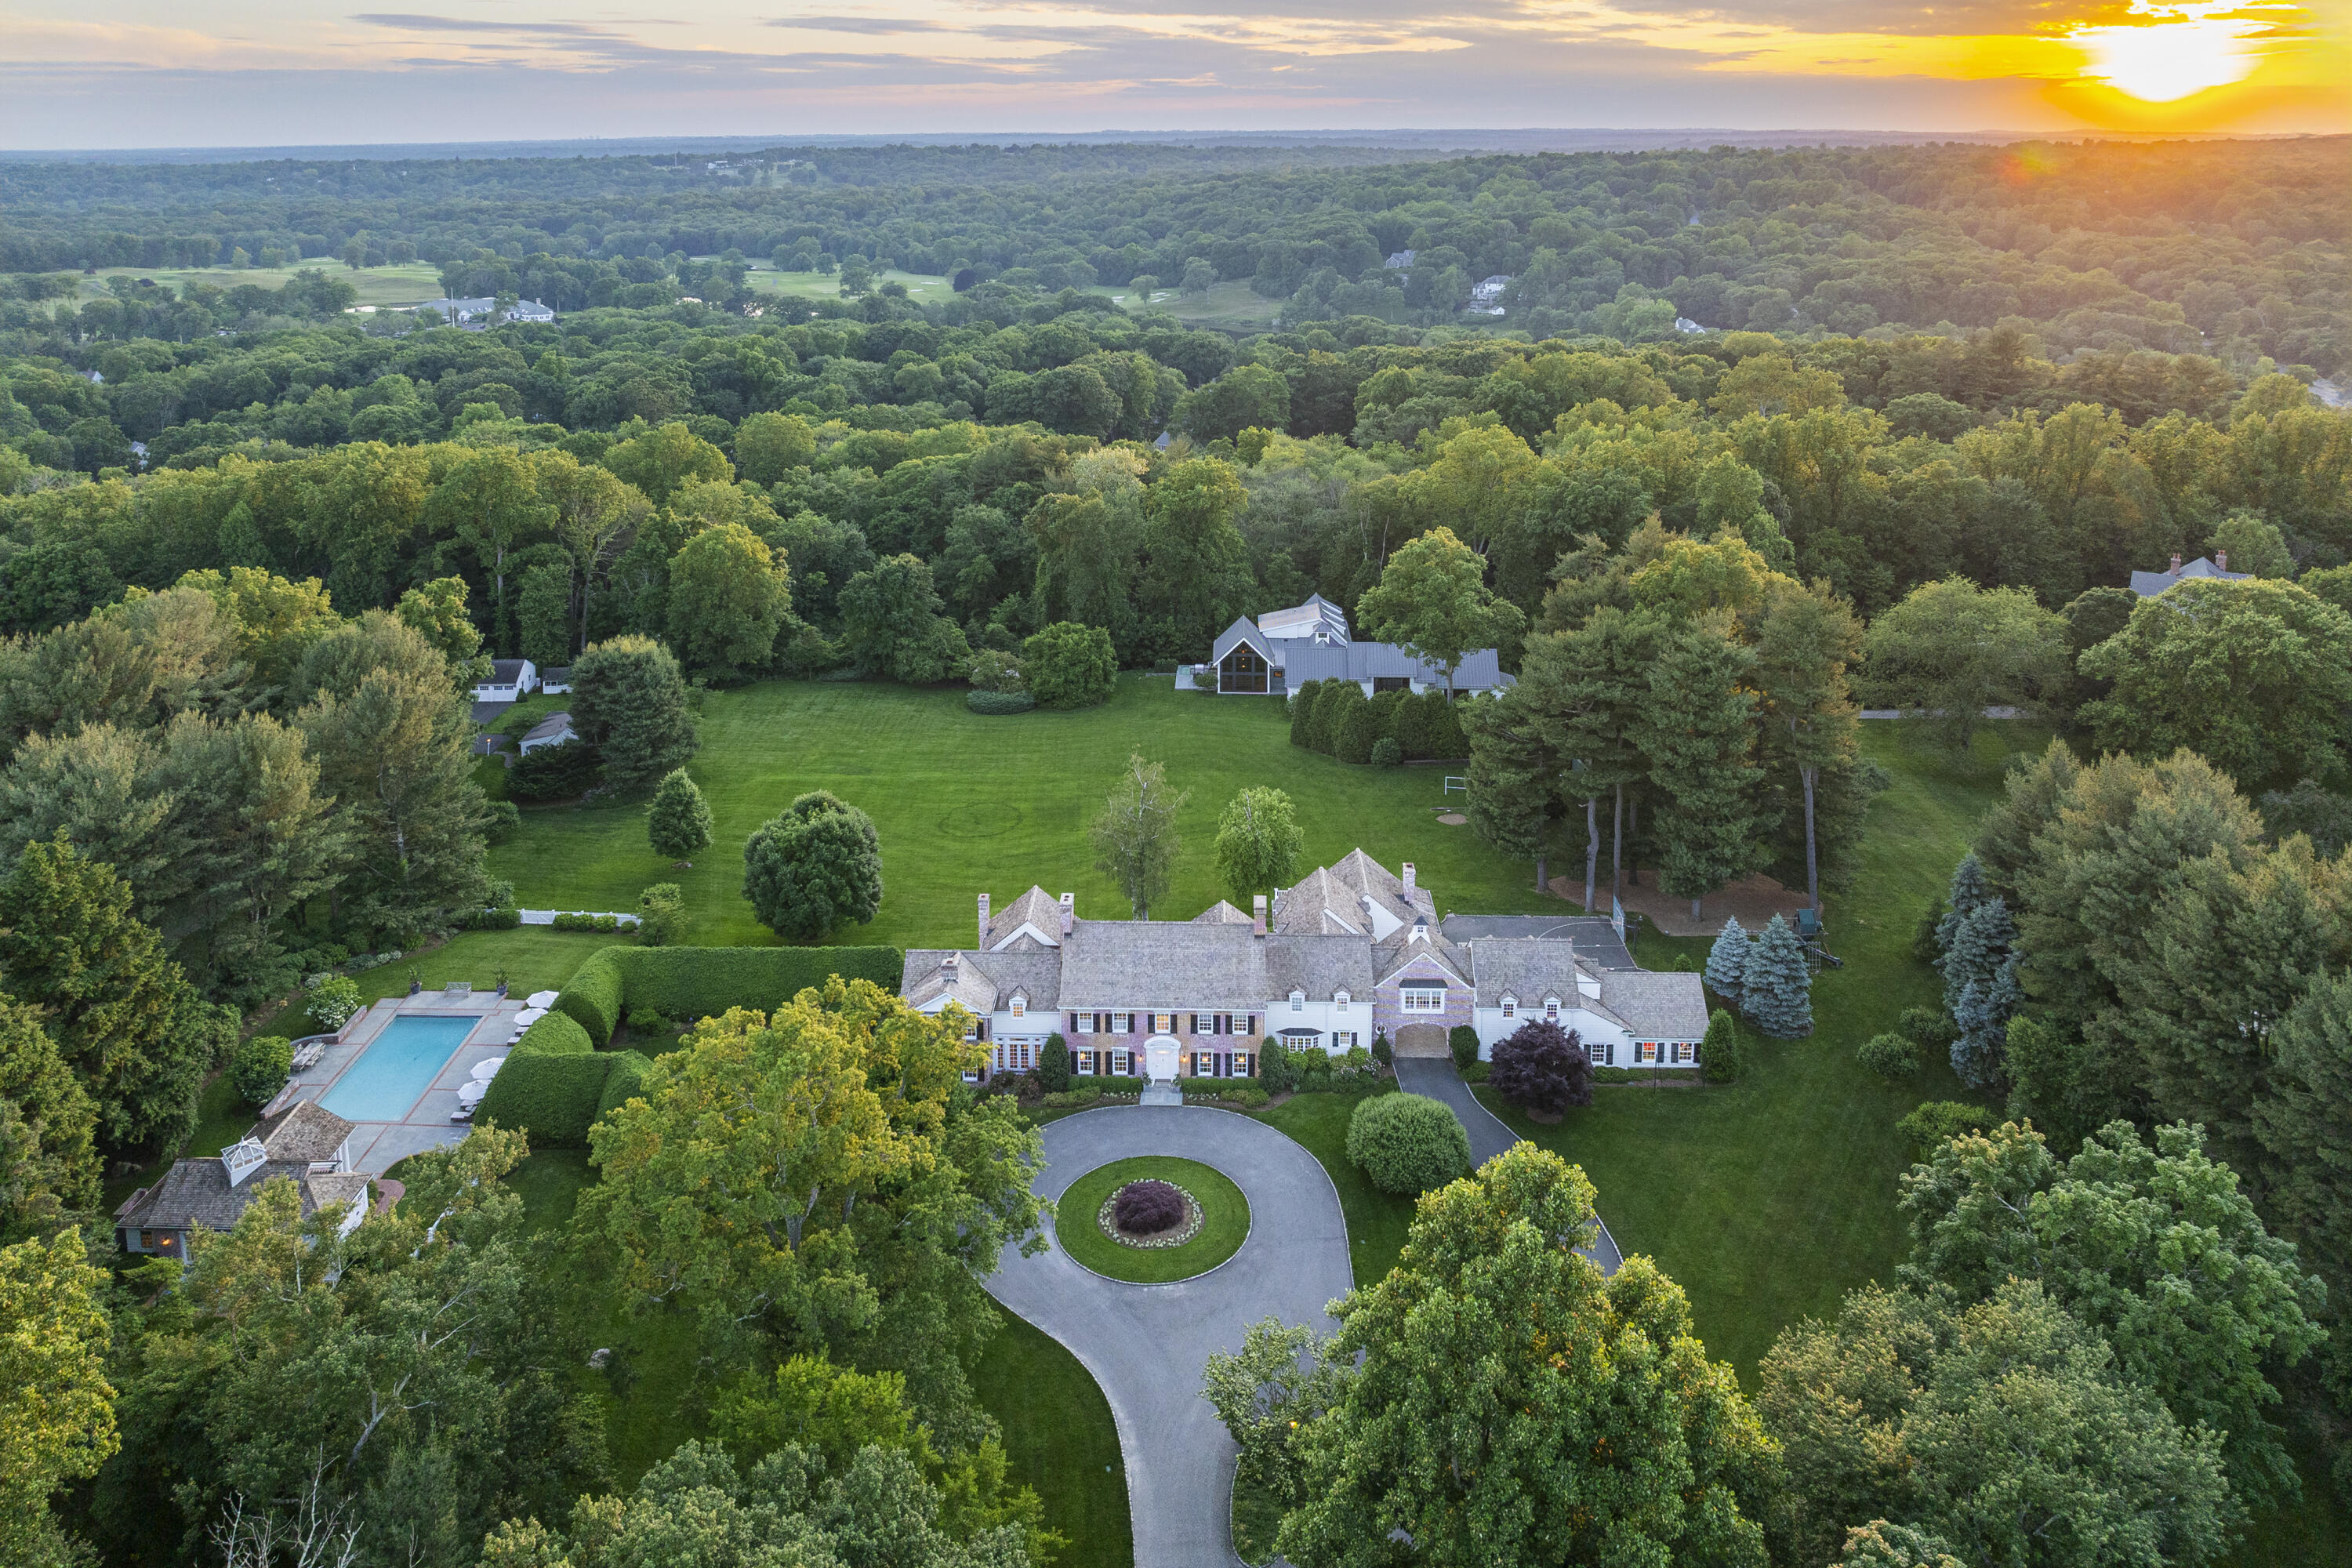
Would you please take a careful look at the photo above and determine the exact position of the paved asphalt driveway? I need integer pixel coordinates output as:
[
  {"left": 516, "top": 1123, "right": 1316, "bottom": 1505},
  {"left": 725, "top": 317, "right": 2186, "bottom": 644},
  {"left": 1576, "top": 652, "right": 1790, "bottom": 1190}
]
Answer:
[
  {"left": 986, "top": 1107, "right": 1353, "bottom": 1568},
  {"left": 1392, "top": 1058, "right": 1625, "bottom": 1275}
]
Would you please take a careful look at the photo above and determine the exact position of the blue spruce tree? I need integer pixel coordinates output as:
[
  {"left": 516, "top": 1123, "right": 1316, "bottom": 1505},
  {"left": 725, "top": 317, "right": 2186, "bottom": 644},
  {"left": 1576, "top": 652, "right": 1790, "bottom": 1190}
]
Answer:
[
  {"left": 1704, "top": 917, "right": 1749, "bottom": 1004},
  {"left": 1933, "top": 852, "right": 1991, "bottom": 960},
  {"left": 1939, "top": 893, "right": 2018, "bottom": 1025},
  {"left": 1951, "top": 949, "right": 2022, "bottom": 1089},
  {"left": 1741, "top": 913, "right": 1813, "bottom": 1038}
]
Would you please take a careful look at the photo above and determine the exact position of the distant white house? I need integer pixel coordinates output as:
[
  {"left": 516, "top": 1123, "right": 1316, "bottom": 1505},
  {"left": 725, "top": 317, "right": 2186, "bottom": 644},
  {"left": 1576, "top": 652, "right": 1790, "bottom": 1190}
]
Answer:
[
  {"left": 418, "top": 296, "right": 556, "bottom": 325},
  {"left": 1467, "top": 275, "right": 1513, "bottom": 315},
  {"left": 518, "top": 711, "right": 576, "bottom": 755},
  {"left": 1384, "top": 250, "right": 1417, "bottom": 270},
  {"left": 1674, "top": 317, "right": 1708, "bottom": 334},
  {"left": 1202, "top": 595, "right": 1512, "bottom": 699},
  {"left": 474, "top": 659, "right": 535, "bottom": 703},
  {"left": 538, "top": 665, "right": 573, "bottom": 695},
  {"left": 2129, "top": 553, "right": 2253, "bottom": 597}
]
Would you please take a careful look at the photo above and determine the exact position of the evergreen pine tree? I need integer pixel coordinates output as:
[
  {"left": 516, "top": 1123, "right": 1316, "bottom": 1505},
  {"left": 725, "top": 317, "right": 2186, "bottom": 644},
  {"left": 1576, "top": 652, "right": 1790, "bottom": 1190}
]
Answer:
[
  {"left": 1933, "top": 852, "right": 1991, "bottom": 957},
  {"left": 1704, "top": 917, "right": 1749, "bottom": 1004},
  {"left": 647, "top": 768, "right": 714, "bottom": 864},
  {"left": 1938, "top": 894, "right": 2017, "bottom": 1027},
  {"left": 1951, "top": 950, "right": 2021, "bottom": 1090},
  {"left": 1636, "top": 618, "right": 1760, "bottom": 920},
  {"left": 1740, "top": 914, "right": 1813, "bottom": 1038}
]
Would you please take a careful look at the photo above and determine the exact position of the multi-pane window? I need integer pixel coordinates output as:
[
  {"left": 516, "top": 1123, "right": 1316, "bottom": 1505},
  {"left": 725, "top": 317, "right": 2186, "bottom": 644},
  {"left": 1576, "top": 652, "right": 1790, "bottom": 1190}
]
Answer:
[
  {"left": 1590, "top": 1040, "right": 1613, "bottom": 1066},
  {"left": 1075, "top": 1013, "right": 1094, "bottom": 1034},
  {"left": 1290, "top": 992, "right": 1305, "bottom": 1012},
  {"left": 1635, "top": 1042, "right": 1659, "bottom": 1064},
  {"left": 1113, "top": 1012, "right": 1133, "bottom": 1034},
  {"left": 1401, "top": 986, "right": 1445, "bottom": 1013},
  {"left": 1009, "top": 995, "right": 1026, "bottom": 1018},
  {"left": 1544, "top": 997, "right": 1560, "bottom": 1022},
  {"left": 1153, "top": 1012, "right": 1174, "bottom": 1033},
  {"left": 1334, "top": 992, "right": 1350, "bottom": 1012},
  {"left": 1501, "top": 997, "right": 1516, "bottom": 1020}
]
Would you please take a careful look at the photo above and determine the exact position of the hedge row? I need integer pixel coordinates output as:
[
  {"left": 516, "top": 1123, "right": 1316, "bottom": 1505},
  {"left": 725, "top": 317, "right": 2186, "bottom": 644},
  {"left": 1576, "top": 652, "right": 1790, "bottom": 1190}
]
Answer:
[
  {"left": 557, "top": 945, "right": 907, "bottom": 1044},
  {"left": 476, "top": 1052, "right": 610, "bottom": 1149},
  {"left": 474, "top": 1010, "right": 608, "bottom": 1147},
  {"left": 1288, "top": 680, "right": 1467, "bottom": 764},
  {"left": 596, "top": 1050, "right": 656, "bottom": 1121},
  {"left": 488, "top": 946, "right": 907, "bottom": 1147}
]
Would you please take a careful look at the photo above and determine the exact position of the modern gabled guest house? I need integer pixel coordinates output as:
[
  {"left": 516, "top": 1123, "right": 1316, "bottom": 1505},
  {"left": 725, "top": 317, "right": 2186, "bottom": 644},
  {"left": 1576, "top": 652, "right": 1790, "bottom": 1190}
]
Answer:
[{"left": 901, "top": 851, "right": 1708, "bottom": 1080}]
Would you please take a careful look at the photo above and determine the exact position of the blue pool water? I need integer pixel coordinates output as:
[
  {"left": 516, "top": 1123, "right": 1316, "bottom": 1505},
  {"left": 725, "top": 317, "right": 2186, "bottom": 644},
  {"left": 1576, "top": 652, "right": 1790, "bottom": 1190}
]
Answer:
[{"left": 321, "top": 1015, "right": 481, "bottom": 1121}]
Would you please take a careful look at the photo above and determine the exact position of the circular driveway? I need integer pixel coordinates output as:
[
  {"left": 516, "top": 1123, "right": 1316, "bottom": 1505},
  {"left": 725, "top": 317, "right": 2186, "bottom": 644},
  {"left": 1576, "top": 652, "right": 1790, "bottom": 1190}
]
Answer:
[{"left": 986, "top": 1107, "right": 1353, "bottom": 1568}]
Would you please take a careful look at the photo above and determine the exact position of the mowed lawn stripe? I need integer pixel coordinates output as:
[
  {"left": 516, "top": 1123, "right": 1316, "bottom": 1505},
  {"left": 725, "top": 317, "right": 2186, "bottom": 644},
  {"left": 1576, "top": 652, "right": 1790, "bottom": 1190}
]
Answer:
[{"left": 491, "top": 674, "right": 1566, "bottom": 949}]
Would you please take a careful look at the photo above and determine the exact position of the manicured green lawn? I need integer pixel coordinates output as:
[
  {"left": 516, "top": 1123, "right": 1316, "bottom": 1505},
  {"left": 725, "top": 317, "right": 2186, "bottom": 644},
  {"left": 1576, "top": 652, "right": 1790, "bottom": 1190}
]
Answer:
[
  {"left": 255, "top": 927, "right": 617, "bottom": 1039},
  {"left": 972, "top": 1312, "right": 1134, "bottom": 1568},
  {"left": 1474, "top": 720, "right": 2021, "bottom": 1384},
  {"left": 488, "top": 676, "right": 1563, "bottom": 949},
  {"left": 1052, "top": 1157, "right": 1250, "bottom": 1283},
  {"left": 1252, "top": 1091, "right": 1416, "bottom": 1287}
]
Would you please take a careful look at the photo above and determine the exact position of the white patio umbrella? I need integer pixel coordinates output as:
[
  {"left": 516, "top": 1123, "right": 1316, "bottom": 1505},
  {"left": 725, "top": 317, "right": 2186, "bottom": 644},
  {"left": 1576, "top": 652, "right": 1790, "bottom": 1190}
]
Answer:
[
  {"left": 512, "top": 1007, "right": 547, "bottom": 1025},
  {"left": 524, "top": 990, "right": 560, "bottom": 1008},
  {"left": 456, "top": 1080, "right": 488, "bottom": 1108},
  {"left": 470, "top": 1058, "right": 502, "bottom": 1080}
]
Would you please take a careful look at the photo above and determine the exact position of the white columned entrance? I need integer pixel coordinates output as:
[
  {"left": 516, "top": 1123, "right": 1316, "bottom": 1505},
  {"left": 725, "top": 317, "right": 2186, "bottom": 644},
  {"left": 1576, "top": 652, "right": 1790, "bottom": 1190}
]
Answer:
[{"left": 1144, "top": 1036, "right": 1181, "bottom": 1083}]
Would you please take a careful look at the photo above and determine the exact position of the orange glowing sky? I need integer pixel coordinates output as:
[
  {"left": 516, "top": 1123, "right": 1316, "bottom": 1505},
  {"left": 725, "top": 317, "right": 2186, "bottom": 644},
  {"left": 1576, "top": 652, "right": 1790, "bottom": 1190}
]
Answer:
[{"left": 0, "top": 0, "right": 2343, "bottom": 147}]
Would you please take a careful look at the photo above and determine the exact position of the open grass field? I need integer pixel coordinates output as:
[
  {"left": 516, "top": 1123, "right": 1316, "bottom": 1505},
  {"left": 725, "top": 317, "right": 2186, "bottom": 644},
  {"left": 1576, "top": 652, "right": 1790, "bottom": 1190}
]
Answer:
[
  {"left": 1085, "top": 278, "right": 1283, "bottom": 328},
  {"left": 744, "top": 266, "right": 956, "bottom": 305},
  {"left": 252, "top": 925, "right": 619, "bottom": 1040},
  {"left": 487, "top": 674, "right": 1563, "bottom": 949},
  {"left": 1052, "top": 1156, "right": 1250, "bottom": 1283},
  {"left": 82, "top": 260, "right": 445, "bottom": 307}
]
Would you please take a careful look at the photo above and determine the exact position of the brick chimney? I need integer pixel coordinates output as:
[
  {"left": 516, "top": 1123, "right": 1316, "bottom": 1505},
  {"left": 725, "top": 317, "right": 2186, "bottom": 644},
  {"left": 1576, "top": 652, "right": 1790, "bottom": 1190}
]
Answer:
[
  {"left": 2170, "top": 553, "right": 2183, "bottom": 573},
  {"left": 977, "top": 892, "right": 989, "bottom": 949},
  {"left": 1401, "top": 862, "right": 1416, "bottom": 893},
  {"left": 1251, "top": 894, "right": 1267, "bottom": 937},
  {"left": 1059, "top": 891, "right": 1074, "bottom": 936},
  {"left": 2216, "top": 550, "right": 2228, "bottom": 572}
]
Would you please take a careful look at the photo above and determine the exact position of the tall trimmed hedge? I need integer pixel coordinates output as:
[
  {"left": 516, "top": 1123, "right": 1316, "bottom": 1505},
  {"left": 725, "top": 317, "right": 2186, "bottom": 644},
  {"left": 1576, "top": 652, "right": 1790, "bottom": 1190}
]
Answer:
[
  {"left": 557, "top": 954, "right": 626, "bottom": 1044},
  {"left": 1288, "top": 681, "right": 1325, "bottom": 747},
  {"left": 476, "top": 1052, "right": 611, "bottom": 1149},
  {"left": 599, "top": 946, "right": 903, "bottom": 1021},
  {"left": 596, "top": 1049, "right": 656, "bottom": 1120}
]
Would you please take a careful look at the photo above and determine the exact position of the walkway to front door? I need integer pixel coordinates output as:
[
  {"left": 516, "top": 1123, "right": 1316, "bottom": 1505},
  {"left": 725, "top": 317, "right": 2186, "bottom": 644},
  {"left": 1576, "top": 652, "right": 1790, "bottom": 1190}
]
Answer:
[{"left": 1143, "top": 1036, "right": 1181, "bottom": 1082}]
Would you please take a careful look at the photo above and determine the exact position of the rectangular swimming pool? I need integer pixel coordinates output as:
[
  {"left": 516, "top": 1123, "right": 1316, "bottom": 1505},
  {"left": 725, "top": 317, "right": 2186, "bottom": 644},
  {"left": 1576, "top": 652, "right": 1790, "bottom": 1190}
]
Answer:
[{"left": 321, "top": 1015, "right": 481, "bottom": 1121}]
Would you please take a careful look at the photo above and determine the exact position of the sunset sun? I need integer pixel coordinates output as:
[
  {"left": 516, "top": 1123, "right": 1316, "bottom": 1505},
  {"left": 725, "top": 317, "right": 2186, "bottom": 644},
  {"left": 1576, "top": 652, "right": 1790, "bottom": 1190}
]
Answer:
[{"left": 2067, "top": 2, "right": 2267, "bottom": 100}]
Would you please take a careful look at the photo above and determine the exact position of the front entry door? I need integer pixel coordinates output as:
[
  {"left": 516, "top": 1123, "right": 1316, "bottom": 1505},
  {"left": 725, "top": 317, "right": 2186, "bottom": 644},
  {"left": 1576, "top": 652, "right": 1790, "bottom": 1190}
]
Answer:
[{"left": 1144, "top": 1037, "right": 1181, "bottom": 1083}]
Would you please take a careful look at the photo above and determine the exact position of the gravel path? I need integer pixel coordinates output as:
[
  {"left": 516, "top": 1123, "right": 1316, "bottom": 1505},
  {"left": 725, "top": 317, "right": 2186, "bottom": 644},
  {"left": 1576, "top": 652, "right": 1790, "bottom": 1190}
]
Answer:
[
  {"left": 1392, "top": 1058, "right": 1625, "bottom": 1275},
  {"left": 985, "top": 1107, "right": 1353, "bottom": 1568}
]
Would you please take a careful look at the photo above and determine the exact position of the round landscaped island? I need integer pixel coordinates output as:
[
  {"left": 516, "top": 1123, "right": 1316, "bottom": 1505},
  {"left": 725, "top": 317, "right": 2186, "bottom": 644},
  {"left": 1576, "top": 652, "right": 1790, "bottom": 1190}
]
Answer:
[{"left": 1052, "top": 1156, "right": 1250, "bottom": 1283}]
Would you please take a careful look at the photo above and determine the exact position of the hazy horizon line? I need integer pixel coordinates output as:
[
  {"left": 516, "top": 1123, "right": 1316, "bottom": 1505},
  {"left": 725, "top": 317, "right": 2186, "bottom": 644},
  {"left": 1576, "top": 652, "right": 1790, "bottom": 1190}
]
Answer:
[{"left": 5, "top": 124, "right": 2334, "bottom": 163}]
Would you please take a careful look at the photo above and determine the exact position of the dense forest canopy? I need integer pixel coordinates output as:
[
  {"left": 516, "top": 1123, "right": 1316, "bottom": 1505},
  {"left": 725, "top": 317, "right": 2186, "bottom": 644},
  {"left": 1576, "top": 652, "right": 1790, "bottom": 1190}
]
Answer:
[{"left": 2, "top": 136, "right": 2344, "bottom": 369}]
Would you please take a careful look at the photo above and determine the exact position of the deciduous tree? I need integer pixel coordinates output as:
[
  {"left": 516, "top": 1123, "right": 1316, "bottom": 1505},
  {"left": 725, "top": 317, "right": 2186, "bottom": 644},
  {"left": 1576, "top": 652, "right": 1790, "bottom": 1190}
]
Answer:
[
  {"left": 569, "top": 633, "right": 699, "bottom": 797},
  {"left": 1213, "top": 786, "right": 1304, "bottom": 906},
  {"left": 741, "top": 790, "right": 884, "bottom": 941},
  {"left": 1279, "top": 1144, "right": 1774, "bottom": 1568},
  {"left": 1090, "top": 755, "right": 1187, "bottom": 920},
  {"left": 1355, "top": 526, "right": 1526, "bottom": 699}
]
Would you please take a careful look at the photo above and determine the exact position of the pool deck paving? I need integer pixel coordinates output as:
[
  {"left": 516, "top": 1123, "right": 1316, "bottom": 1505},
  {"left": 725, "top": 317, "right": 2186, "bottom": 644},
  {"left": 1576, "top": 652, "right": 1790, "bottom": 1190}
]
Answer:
[{"left": 282, "top": 995, "right": 528, "bottom": 1174}]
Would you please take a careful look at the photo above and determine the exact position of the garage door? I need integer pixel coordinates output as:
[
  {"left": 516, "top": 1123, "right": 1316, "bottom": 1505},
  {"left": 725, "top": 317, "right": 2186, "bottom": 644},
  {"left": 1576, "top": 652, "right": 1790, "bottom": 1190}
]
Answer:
[{"left": 1393, "top": 1023, "right": 1450, "bottom": 1058}]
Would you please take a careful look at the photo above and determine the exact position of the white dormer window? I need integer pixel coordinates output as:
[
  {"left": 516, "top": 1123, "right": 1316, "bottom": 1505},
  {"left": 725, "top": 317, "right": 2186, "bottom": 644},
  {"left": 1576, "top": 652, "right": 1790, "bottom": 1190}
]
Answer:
[
  {"left": 1009, "top": 993, "right": 1026, "bottom": 1019},
  {"left": 1290, "top": 990, "right": 1305, "bottom": 1012},
  {"left": 1501, "top": 996, "right": 1516, "bottom": 1020},
  {"left": 1544, "top": 996, "right": 1560, "bottom": 1022},
  {"left": 1334, "top": 990, "right": 1350, "bottom": 1012}
]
